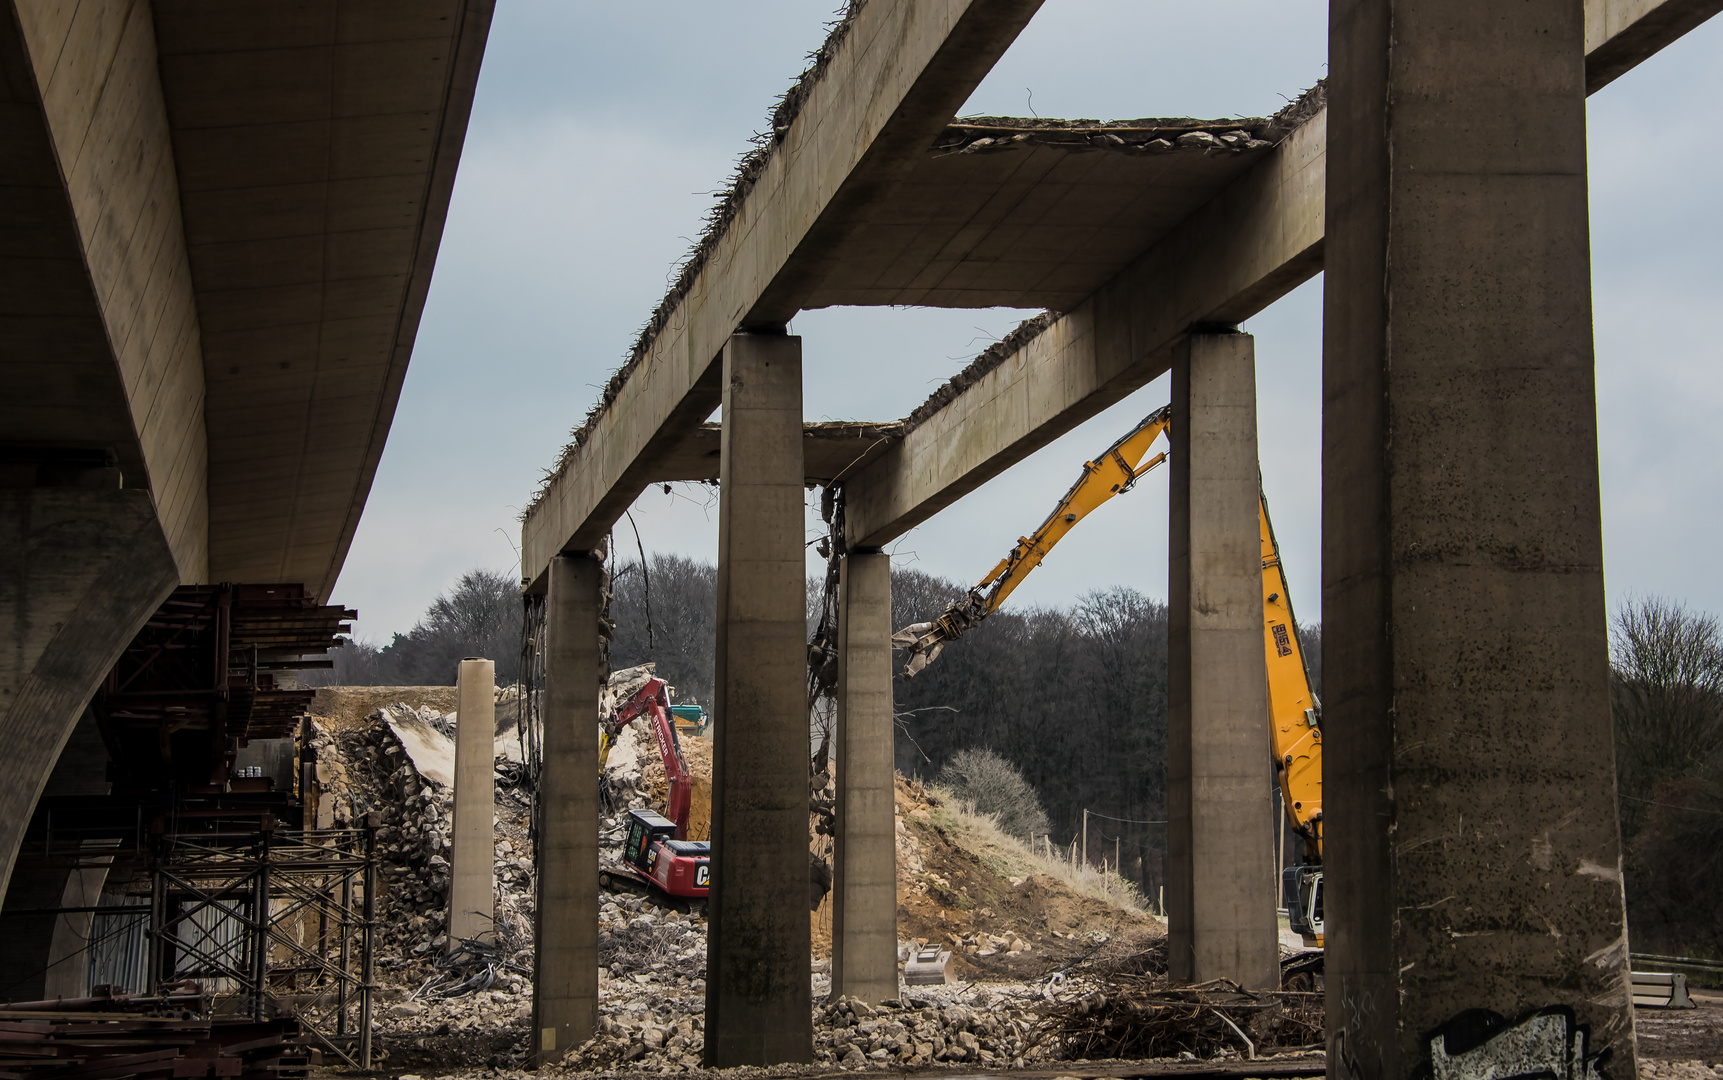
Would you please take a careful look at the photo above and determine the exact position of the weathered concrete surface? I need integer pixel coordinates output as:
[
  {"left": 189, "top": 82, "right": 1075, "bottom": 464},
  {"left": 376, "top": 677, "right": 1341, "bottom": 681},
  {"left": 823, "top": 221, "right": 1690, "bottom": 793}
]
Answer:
[
  {"left": 0, "top": 707, "right": 114, "bottom": 1002},
  {"left": 1323, "top": 0, "right": 1636, "bottom": 1076},
  {"left": 4, "top": 1, "right": 494, "bottom": 593},
  {"left": 0, "top": 491, "right": 179, "bottom": 898},
  {"left": 520, "top": 0, "right": 1045, "bottom": 578},
  {"left": 1586, "top": 0, "right": 1723, "bottom": 91},
  {"left": 0, "top": 1, "right": 491, "bottom": 921},
  {"left": 644, "top": 422, "right": 902, "bottom": 485},
  {"left": 448, "top": 658, "right": 496, "bottom": 947},
  {"left": 153, "top": 0, "right": 494, "bottom": 594},
  {"left": 831, "top": 551, "right": 897, "bottom": 1005},
  {"left": 2, "top": 2, "right": 207, "bottom": 580},
  {"left": 801, "top": 113, "right": 1307, "bottom": 311},
  {"left": 535, "top": 555, "right": 602, "bottom": 1063},
  {"left": 840, "top": 0, "right": 1719, "bottom": 552},
  {"left": 706, "top": 335, "right": 811, "bottom": 1066},
  {"left": 1164, "top": 335, "right": 1277, "bottom": 992},
  {"left": 844, "top": 107, "right": 1326, "bottom": 549}
]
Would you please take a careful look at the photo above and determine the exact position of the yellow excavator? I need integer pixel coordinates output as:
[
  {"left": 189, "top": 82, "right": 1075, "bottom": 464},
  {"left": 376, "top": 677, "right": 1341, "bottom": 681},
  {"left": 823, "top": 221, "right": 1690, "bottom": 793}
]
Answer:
[{"left": 892, "top": 405, "right": 1327, "bottom": 946}]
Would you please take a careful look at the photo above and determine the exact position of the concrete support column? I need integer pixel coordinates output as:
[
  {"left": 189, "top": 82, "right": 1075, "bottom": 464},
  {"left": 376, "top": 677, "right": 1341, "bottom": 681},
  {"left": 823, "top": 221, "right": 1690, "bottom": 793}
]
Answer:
[
  {"left": 706, "top": 332, "right": 811, "bottom": 1067},
  {"left": 1323, "top": 2, "right": 1635, "bottom": 1076},
  {"left": 831, "top": 549, "right": 896, "bottom": 1004},
  {"left": 0, "top": 490, "right": 178, "bottom": 901},
  {"left": 1166, "top": 332, "right": 1278, "bottom": 992},
  {"left": 534, "top": 555, "right": 602, "bottom": 1064},
  {"left": 448, "top": 658, "right": 496, "bottom": 947},
  {"left": 0, "top": 705, "right": 115, "bottom": 1002}
]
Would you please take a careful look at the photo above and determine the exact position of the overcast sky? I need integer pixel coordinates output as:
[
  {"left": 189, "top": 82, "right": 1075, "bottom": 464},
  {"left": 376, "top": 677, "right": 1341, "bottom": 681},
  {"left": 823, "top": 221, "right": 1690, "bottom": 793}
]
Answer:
[{"left": 332, "top": 1, "right": 1723, "bottom": 645}]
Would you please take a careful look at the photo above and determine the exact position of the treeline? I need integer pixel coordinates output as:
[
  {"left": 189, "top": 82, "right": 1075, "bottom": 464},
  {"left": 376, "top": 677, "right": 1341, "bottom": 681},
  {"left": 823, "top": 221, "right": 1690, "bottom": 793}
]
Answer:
[
  {"left": 325, "top": 556, "right": 1723, "bottom": 957},
  {"left": 1609, "top": 597, "right": 1723, "bottom": 957},
  {"left": 306, "top": 569, "right": 523, "bottom": 686},
  {"left": 889, "top": 569, "right": 1175, "bottom": 895}
]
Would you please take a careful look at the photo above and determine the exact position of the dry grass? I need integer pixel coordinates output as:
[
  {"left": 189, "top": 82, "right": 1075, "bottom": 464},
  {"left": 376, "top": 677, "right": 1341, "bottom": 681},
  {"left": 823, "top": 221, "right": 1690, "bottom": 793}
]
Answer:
[
  {"left": 306, "top": 686, "right": 459, "bottom": 730},
  {"left": 925, "top": 793, "right": 1149, "bottom": 913}
]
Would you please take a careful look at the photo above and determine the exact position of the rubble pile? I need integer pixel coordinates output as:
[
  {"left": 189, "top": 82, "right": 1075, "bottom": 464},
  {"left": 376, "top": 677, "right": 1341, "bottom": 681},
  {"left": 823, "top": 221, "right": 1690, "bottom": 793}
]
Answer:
[
  {"left": 558, "top": 981, "right": 1060, "bottom": 1073},
  {"left": 599, "top": 898, "right": 707, "bottom": 984},
  {"left": 306, "top": 697, "right": 536, "bottom": 981},
  {"left": 312, "top": 712, "right": 454, "bottom": 945},
  {"left": 815, "top": 989, "right": 1052, "bottom": 1068},
  {"left": 1641, "top": 1062, "right": 1723, "bottom": 1080},
  {"left": 308, "top": 685, "right": 1339, "bottom": 1077}
]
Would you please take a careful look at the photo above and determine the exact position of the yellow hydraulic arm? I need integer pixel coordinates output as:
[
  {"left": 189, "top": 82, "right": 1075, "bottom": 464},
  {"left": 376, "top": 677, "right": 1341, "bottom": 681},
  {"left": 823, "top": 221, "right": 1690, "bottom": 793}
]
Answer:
[
  {"left": 888, "top": 402, "right": 1325, "bottom": 868},
  {"left": 892, "top": 406, "right": 1173, "bottom": 676},
  {"left": 1260, "top": 496, "right": 1322, "bottom": 861}
]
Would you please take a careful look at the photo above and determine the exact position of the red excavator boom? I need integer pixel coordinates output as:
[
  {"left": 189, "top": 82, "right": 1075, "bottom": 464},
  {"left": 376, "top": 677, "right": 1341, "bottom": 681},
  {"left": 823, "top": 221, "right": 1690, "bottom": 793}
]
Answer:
[{"left": 611, "top": 677, "right": 693, "bottom": 839}]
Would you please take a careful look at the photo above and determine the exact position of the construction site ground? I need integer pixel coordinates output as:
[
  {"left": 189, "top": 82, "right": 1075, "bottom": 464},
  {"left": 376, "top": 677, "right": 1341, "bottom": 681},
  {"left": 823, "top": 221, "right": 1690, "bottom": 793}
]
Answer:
[{"left": 304, "top": 687, "right": 1723, "bottom": 1080}]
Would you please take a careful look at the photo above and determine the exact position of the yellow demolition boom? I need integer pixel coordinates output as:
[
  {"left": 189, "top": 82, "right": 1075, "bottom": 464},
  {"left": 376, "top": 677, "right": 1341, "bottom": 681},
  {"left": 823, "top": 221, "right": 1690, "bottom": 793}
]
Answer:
[
  {"left": 893, "top": 404, "right": 1327, "bottom": 943},
  {"left": 892, "top": 406, "right": 1173, "bottom": 676}
]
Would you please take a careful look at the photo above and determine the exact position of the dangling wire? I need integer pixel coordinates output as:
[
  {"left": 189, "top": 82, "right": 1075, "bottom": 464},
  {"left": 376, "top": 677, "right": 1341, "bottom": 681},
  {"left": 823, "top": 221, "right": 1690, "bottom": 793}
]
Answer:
[
  {"left": 518, "top": 592, "right": 546, "bottom": 846},
  {"left": 625, "top": 510, "right": 654, "bottom": 650}
]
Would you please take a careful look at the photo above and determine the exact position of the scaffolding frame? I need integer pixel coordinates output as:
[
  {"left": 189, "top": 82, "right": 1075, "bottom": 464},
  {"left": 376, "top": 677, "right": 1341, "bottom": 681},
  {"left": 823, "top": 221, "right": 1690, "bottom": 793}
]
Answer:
[{"left": 148, "top": 827, "right": 377, "bottom": 1069}]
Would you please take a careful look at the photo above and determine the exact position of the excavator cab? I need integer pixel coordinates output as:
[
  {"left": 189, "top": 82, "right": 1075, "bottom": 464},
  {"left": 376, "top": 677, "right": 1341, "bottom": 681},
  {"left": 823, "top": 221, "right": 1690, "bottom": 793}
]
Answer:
[
  {"left": 624, "top": 809, "right": 678, "bottom": 873},
  {"left": 1284, "top": 864, "right": 1324, "bottom": 947}
]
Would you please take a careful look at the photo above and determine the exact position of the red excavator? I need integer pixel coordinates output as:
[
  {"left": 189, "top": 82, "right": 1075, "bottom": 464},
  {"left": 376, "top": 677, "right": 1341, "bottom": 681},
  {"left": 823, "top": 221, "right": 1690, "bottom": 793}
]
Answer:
[{"left": 597, "top": 676, "right": 710, "bottom": 898}]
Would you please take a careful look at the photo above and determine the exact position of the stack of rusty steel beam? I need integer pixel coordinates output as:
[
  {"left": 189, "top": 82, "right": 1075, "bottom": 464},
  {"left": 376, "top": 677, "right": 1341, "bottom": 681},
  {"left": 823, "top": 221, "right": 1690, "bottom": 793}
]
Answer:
[{"left": 0, "top": 991, "right": 308, "bottom": 1080}]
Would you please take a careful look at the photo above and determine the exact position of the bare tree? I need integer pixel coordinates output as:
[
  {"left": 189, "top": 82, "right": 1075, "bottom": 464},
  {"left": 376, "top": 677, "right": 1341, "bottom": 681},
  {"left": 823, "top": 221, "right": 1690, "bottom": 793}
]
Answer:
[
  {"left": 936, "top": 747, "right": 1052, "bottom": 842},
  {"left": 302, "top": 568, "right": 521, "bottom": 686},
  {"left": 1608, "top": 596, "right": 1723, "bottom": 954},
  {"left": 1610, "top": 595, "right": 1723, "bottom": 838},
  {"left": 609, "top": 554, "right": 718, "bottom": 706}
]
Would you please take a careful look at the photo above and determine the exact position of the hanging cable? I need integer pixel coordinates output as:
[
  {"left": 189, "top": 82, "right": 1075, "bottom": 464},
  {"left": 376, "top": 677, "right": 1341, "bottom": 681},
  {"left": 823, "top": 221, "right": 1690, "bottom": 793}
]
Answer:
[{"left": 625, "top": 510, "right": 654, "bottom": 649}]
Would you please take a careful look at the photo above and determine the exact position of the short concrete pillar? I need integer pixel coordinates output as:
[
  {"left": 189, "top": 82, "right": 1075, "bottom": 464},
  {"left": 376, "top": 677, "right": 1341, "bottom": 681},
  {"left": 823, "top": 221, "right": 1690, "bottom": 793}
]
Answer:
[
  {"left": 831, "top": 549, "right": 897, "bottom": 1004},
  {"left": 448, "top": 658, "right": 496, "bottom": 947},
  {"left": 705, "top": 332, "right": 812, "bottom": 1067},
  {"left": 1323, "top": 0, "right": 1636, "bottom": 1074},
  {"left": 1165, "top": 332, "right": 1278, "bottom": 991},
  {"left": 533, "top": 556, "right": 602, "bottom": 1064}
]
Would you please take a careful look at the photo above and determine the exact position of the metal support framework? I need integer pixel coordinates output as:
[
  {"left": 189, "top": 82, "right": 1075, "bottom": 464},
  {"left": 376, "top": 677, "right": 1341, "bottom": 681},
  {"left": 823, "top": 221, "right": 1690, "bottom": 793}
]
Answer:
[{"left": 147, "top": 828, "right": 377, "bottom": 1068}]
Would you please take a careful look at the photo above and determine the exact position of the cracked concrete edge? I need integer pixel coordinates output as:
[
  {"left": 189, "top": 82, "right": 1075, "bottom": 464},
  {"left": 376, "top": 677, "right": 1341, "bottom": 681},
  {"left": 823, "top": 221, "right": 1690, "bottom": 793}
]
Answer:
[
  {"left": 523, "top": 1, "right": 869, "bottom": 520},
  {"left": 931, "top": 79, "right": 1325, "bottom": 156}
]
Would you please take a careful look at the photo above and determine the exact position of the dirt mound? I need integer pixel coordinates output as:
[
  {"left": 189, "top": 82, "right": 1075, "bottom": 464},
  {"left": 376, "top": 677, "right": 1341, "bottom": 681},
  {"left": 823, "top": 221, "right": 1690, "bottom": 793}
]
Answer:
[
  {"left": 309, "top": 685, "right": 458, "bottom": 729},
  {"left": 805, "top": 776, "right": 1158, "bottom": 978},
  {"left": 635, "top": 726, "right": 714, "bottom": 841},
  {"left": 308, "top": 685, "right": 522, "bottom": 738}
]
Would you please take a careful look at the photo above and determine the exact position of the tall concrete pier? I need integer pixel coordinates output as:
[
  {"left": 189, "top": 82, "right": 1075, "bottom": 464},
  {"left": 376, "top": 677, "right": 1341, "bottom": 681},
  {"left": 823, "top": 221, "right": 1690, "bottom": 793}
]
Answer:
[
  {"left": 448, "top": 658, "right": 497, "bottom": 948},
  {"left": 1165, "top": 333, "right": 1279, "bottom": 992},
  {"left": 1323, "top": 0, "right": 1637, "bottom": 1075},
  {"left": 534, "top": 555, "right": 602, "bottom": 1063},
  {"left": 705, "top": 334, "right": 813, "bottom": 1066},
  {"left": 831, "top": 550, "right": 898, "bottom": 1004}
]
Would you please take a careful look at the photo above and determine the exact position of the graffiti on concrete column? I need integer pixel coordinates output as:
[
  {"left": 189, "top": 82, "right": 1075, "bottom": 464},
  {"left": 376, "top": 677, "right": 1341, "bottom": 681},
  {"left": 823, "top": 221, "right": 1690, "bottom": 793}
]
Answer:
[{"left": 1429, "top": 1007, "right": 1607, "bottom": 1080}]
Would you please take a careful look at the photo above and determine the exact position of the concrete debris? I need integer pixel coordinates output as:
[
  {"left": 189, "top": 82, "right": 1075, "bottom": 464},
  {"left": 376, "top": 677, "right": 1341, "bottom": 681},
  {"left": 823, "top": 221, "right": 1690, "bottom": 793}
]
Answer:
[
  {"left": 308, "top": 696, "right": 536, "bottom": 999},
  {"left": 1641, "top": 1062, "right": 1723, "bottom": 1080},
  {"left": 928, "top": 82, "right": 1325, "bottom": 161},
  {"left": 557, "top": 982, "right": 1060, "bottom": 1073},
  {"left": 935, "top": 119, "right": 1271, "bottom": 157},
  {"left": 313, "top": 691, "right": 1356, "bottom": 1076}
]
